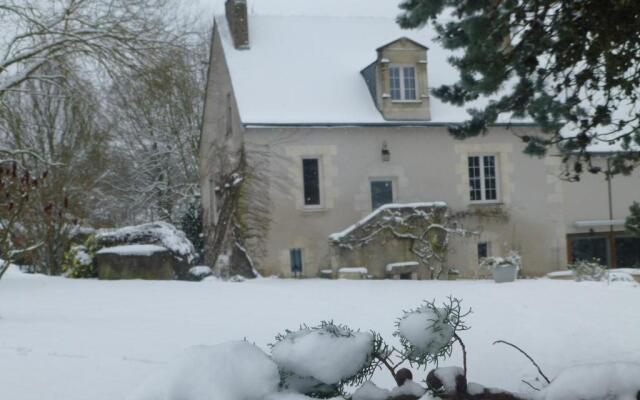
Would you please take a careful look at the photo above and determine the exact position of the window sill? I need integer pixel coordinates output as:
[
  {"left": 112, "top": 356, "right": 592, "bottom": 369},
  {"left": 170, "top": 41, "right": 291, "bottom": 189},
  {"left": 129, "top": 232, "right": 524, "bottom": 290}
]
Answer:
[
  {"left": 469, "top": 201, "right": 504, "bottom": 206},
  {"left": 301, "top": 206, "right": 327, "bottom": 214},
  {"left": 391, "top": 100, "right": 422, "bottom": 104}
]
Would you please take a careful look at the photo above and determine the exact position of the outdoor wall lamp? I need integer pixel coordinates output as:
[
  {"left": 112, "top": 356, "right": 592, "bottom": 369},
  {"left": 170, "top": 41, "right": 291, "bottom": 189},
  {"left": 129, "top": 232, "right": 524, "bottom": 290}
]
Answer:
[{"left": 381, "top": 141, "right": 390, "bottom": 162}]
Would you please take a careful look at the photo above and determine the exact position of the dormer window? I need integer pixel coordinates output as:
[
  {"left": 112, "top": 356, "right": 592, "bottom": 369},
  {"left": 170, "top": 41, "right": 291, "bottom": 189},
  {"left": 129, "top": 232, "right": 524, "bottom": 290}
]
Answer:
[
  {"left": 389, "top": 65, "right": 417, "bottom": 101},
  {"left": 360, "top": 37, "right": 430, "bottom": 120}
]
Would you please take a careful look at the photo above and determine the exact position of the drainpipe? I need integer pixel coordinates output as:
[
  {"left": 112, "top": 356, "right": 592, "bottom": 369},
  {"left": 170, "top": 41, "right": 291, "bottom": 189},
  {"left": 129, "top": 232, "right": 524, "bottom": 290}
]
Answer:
[{"left": 606, "top": 158, "right": 616, "bottom": 269}]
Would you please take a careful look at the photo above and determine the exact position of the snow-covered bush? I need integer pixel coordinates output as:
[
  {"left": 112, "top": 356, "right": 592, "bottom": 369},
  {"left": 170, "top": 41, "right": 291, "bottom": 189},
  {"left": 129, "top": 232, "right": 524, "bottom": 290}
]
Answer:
[
  {"left": 394, "top": 298, "right": 470, "bottom": 366},
  {"left": 61, "top": 235, "right": 100, "bottom": 278},
  {"left": 271, "top": 322, "right": 376, "bottom": 397},
  {"left": 480, "top": 250, "right": 521, "bottom": 272},
  {"left": 96, "top": 221, "right": 196, "bottom": 263},
  {"left": 127, "top": 298, "right": 640, "bottom": 400},
  {"left": 568, "top": 260, "right": 608, "bottom": 282},
  {"left": 188, "top": 265, "right": 213, "bottom": 280}
]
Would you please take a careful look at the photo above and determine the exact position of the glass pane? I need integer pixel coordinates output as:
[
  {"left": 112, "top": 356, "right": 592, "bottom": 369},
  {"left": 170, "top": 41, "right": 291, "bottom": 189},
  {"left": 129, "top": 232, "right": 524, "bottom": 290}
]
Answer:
[
  {"left": 483, "top": 155, "right": 497, "bottom": 200},
  {"left": 290, "top": 248, "right": 302, "bottom": 272},
  {"left": 572, "top": 237, "right": 608, "bottom": 266},
  {"left": 371, "top": 180, "right": 393, "bottom": 210},
  {"left": 389, "top": 67, "right": 401, "bottom": 100},
  {"left": 468, "top": 156, "right": 482, "bottom": 201},
  {"left": 302, "top": 159, "right": 320, "bottom": 205},
  {"left": 615, "top": 237, "right": 640, "bottom": 268},
  {"left": 478, "top": 242, "right": 489, "bottom": 259},
  {"left": 403, "top": 67, "right": 416, "bottom": 100}
]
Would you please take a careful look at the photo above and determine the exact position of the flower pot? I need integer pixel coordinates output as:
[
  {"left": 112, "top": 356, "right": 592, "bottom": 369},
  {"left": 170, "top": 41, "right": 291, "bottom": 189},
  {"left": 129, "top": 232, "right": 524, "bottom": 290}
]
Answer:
[{"left": 492, "top": 265, "right": 518, "bottom": 283}]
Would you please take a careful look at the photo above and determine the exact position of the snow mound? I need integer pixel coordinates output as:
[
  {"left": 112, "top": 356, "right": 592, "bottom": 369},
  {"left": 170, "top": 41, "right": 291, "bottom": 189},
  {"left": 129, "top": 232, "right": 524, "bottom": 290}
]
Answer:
[
  {"left": 352, "top": 381, "right": 390, "bottom": 400},
  {"left": 189, "top": 266, "right": 213, "bottom": 278},
  {"left": 398, "top": 307, "right": 454, "bottom": 356},
  {"left": 608, "top": 271, "right": 637, "bottom": 284},
  {"left": 97, "top": 222, "right": 195, "bottom": 262},
  {"left": 539, "top": 362, "right": 640, "bottom": 400},
  {"left": 97, "top": 245, "right": 167, "bottom": 256},
  {"left": 271, "top": 326, "right": 374, "bottom": 384},
  {"left": 433, "top": 366, "right": 465, "bottom": 395},
  {"left": 128, "top": 341, "right": 279, "bottom": 400},
  {"left": 389, "top": 381, "right": 426, "bottom": 398}
]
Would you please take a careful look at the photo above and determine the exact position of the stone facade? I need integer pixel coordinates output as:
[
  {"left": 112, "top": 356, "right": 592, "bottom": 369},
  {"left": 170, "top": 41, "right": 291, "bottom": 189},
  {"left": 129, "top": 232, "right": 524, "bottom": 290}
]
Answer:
[{"left": 199, "top": 12, "right": 640, "bottom": 279}]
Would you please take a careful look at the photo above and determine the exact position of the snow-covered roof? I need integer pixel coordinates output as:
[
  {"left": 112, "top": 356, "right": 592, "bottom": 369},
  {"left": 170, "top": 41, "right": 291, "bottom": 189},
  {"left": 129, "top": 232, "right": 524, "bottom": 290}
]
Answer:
[{"left": 216, "top": 15, "right": 530, "bottom": 125}]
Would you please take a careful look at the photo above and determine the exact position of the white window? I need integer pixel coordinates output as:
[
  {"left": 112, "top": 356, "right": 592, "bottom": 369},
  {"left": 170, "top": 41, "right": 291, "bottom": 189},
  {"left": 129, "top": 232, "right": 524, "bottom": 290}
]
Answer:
[
  {"left": 389, "top": 65, "right": 417, "bottom": 101},
  {"left": 468, "top": 155, "right": 499, "bottom": 202}
]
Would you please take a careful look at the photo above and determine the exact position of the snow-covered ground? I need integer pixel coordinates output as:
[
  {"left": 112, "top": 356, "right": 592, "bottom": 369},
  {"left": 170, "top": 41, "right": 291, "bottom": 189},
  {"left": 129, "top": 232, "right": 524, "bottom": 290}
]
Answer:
[{"left": 1, "top": 266, "right": 639, "bottom": 400}]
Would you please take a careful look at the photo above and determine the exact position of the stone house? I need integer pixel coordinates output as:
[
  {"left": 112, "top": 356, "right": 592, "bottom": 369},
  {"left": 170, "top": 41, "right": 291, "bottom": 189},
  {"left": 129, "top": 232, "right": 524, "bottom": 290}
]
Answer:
[{"left": 199, "top": 1, "right": 640, "bottom": 278}]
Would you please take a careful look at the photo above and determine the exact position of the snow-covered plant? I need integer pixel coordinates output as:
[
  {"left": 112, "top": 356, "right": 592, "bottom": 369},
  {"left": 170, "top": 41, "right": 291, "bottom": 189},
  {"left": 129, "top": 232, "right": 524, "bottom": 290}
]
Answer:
[
  {"left": 394, "top": 297, "right": 471, "bottom": 371},
  {"left": 568, "top": 260, "right": 607, "bottom": 282},
  {"left": 480, "top": 250, "right": 522, "bottom": 271},
  {"left": 270, "top": 321, "right": 376, "bottom": 397},
  {"left": 62, "top": 235, "right": 100, "bottom": 278}
]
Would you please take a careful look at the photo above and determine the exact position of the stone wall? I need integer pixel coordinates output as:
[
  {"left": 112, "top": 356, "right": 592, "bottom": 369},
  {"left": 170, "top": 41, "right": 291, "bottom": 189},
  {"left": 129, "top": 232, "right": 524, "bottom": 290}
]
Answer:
[
  {"left": 329, "top": 203, "right": 449, "bottom": 279},
  {"left": 96, "top": 249, "right": 190, "bottom": 280}
]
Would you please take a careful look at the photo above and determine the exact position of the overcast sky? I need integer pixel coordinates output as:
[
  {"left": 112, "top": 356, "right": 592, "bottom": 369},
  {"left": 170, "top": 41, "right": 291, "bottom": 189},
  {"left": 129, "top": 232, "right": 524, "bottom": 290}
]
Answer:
[{"left": 191, "top": 0, "right": 404, "bottom": 19}]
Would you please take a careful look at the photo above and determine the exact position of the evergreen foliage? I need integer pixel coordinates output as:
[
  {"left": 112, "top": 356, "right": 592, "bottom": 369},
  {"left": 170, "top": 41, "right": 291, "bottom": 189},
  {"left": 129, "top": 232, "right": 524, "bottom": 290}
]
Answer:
[
  {"left": 177, "top": 196, "right": 204, "bottom": 264},
  {"left": 627, "top": 202, "right": 640, "bottom": 236},
  {"left": 398, "top": 0, "right": 640, "bottom": 179},
  {"left": 61, "top": 235, "right": 100, "bottom": 278}
]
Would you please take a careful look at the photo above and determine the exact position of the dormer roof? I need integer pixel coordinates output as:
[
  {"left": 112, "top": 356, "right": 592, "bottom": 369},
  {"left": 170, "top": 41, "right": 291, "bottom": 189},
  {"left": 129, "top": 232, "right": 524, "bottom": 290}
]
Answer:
[{"left": 376, "top": 37, "right": 428, "bottom": 52}]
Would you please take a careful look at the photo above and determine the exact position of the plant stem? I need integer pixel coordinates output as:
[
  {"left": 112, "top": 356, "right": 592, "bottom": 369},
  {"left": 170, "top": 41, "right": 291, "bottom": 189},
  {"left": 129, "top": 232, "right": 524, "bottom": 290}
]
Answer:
[{"left": 454, "top": 333, "right": 467, "bottom": 378}]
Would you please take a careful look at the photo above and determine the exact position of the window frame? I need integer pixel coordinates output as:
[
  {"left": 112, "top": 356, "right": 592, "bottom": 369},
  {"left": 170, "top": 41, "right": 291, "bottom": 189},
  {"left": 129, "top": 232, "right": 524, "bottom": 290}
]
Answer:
[
  {"left": 468, "top": 153, "right": 501, "bottom": 204},
  {"left": 389, "top": 64, "right": 419, "bottom": 102},
  {"left": 290, "top": 248, "right": 303, "bottom": 275},
  {"left": 301, "top": 156, "right": 323, "bottom": 210},
  {"left": 477, "top": 241, "right": 492, "bottom": 260},
  {"left": 370, "top": 179, "right": 395, "bottom": 211}
]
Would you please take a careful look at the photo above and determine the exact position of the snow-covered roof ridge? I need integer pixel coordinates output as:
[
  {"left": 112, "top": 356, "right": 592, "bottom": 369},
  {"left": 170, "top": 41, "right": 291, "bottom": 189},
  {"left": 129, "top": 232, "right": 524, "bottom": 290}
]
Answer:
[
  {"left": 216, "top": 14, "right": 532, "bottom": 125},
  {"left": 329, "top": 202, "right": 447, "bottom": 241}
]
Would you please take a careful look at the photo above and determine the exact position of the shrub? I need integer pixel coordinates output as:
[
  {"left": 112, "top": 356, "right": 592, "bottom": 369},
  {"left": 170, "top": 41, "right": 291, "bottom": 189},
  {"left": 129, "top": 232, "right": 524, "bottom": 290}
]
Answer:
[
  {"left": 62, "top": 235, "right": 100, "bottom": 278},
  {"left": 568, "top": 260, "right": 608, "bottom": 282}
]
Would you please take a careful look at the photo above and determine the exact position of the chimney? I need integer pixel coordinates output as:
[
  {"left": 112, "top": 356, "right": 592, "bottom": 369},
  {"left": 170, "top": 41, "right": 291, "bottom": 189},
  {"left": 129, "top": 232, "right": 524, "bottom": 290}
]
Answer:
[{"left": 225, "top": 0, "right": 250, "bottom": 49}]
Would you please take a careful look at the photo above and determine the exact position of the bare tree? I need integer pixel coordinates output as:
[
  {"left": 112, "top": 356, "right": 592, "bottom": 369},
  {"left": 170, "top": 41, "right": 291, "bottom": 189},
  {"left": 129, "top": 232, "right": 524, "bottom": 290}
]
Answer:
[
  {"left": 0, "top": 0, "right": 179, "bottom": 96},
  {"left": 104, "top": 31, "right": 207, "bottom": 224},
  {"left": 0, "top": 62, "right": 109, "bottom": 274}
]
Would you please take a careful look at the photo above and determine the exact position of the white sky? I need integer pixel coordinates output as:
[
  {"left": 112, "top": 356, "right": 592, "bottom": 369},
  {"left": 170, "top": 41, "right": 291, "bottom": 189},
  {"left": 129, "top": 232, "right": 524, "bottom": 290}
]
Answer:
[{"left": 191, "top": 0, "right": 404, "bottom": 18}]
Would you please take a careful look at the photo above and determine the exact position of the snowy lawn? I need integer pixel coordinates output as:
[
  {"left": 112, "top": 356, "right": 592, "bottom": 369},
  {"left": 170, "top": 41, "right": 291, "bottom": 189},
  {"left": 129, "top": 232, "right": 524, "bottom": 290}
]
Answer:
[{"left": 1, "top": 267, "right": 639, "bottom": 400}]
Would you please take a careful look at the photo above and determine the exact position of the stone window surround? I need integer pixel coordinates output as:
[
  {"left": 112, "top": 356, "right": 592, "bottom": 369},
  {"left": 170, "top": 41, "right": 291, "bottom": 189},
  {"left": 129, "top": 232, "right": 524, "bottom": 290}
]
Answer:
[
  {"left": 454, "top": 142, "right": 514, "bottom": 207},
  {"left": 284, "top": 145, "right": 338, "bottom": 212},
  {"left": 468, "top": 153, "right": 501, "bottom": 204}
]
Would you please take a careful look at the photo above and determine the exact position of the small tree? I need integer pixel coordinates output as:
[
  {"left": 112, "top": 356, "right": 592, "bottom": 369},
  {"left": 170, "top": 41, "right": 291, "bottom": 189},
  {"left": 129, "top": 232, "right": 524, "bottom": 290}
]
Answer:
[{"left": 0, "top": 149, "right": 65, "bottom": 279}]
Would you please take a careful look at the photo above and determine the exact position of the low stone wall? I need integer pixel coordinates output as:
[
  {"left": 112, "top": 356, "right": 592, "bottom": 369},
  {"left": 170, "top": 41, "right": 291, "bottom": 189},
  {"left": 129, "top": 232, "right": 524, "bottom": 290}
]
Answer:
[
  {"left": 329, "top": 203, "right": 448, "bottom": 279},
  {"left": 96, "top": 247, "right": 190, "bottom": 280}
]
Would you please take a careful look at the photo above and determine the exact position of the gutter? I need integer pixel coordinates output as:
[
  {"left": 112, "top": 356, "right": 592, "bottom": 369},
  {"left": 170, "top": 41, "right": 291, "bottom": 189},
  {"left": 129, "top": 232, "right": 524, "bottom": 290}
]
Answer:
[{"left": 244, "top": 122, "right": 539, "bottom": 129}]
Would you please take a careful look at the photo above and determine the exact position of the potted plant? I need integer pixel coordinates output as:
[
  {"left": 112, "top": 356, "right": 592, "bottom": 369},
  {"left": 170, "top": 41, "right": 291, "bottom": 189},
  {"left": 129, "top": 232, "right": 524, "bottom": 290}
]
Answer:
[{"left": 480, "top": 251, "right": 521, "bottom": 283}]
